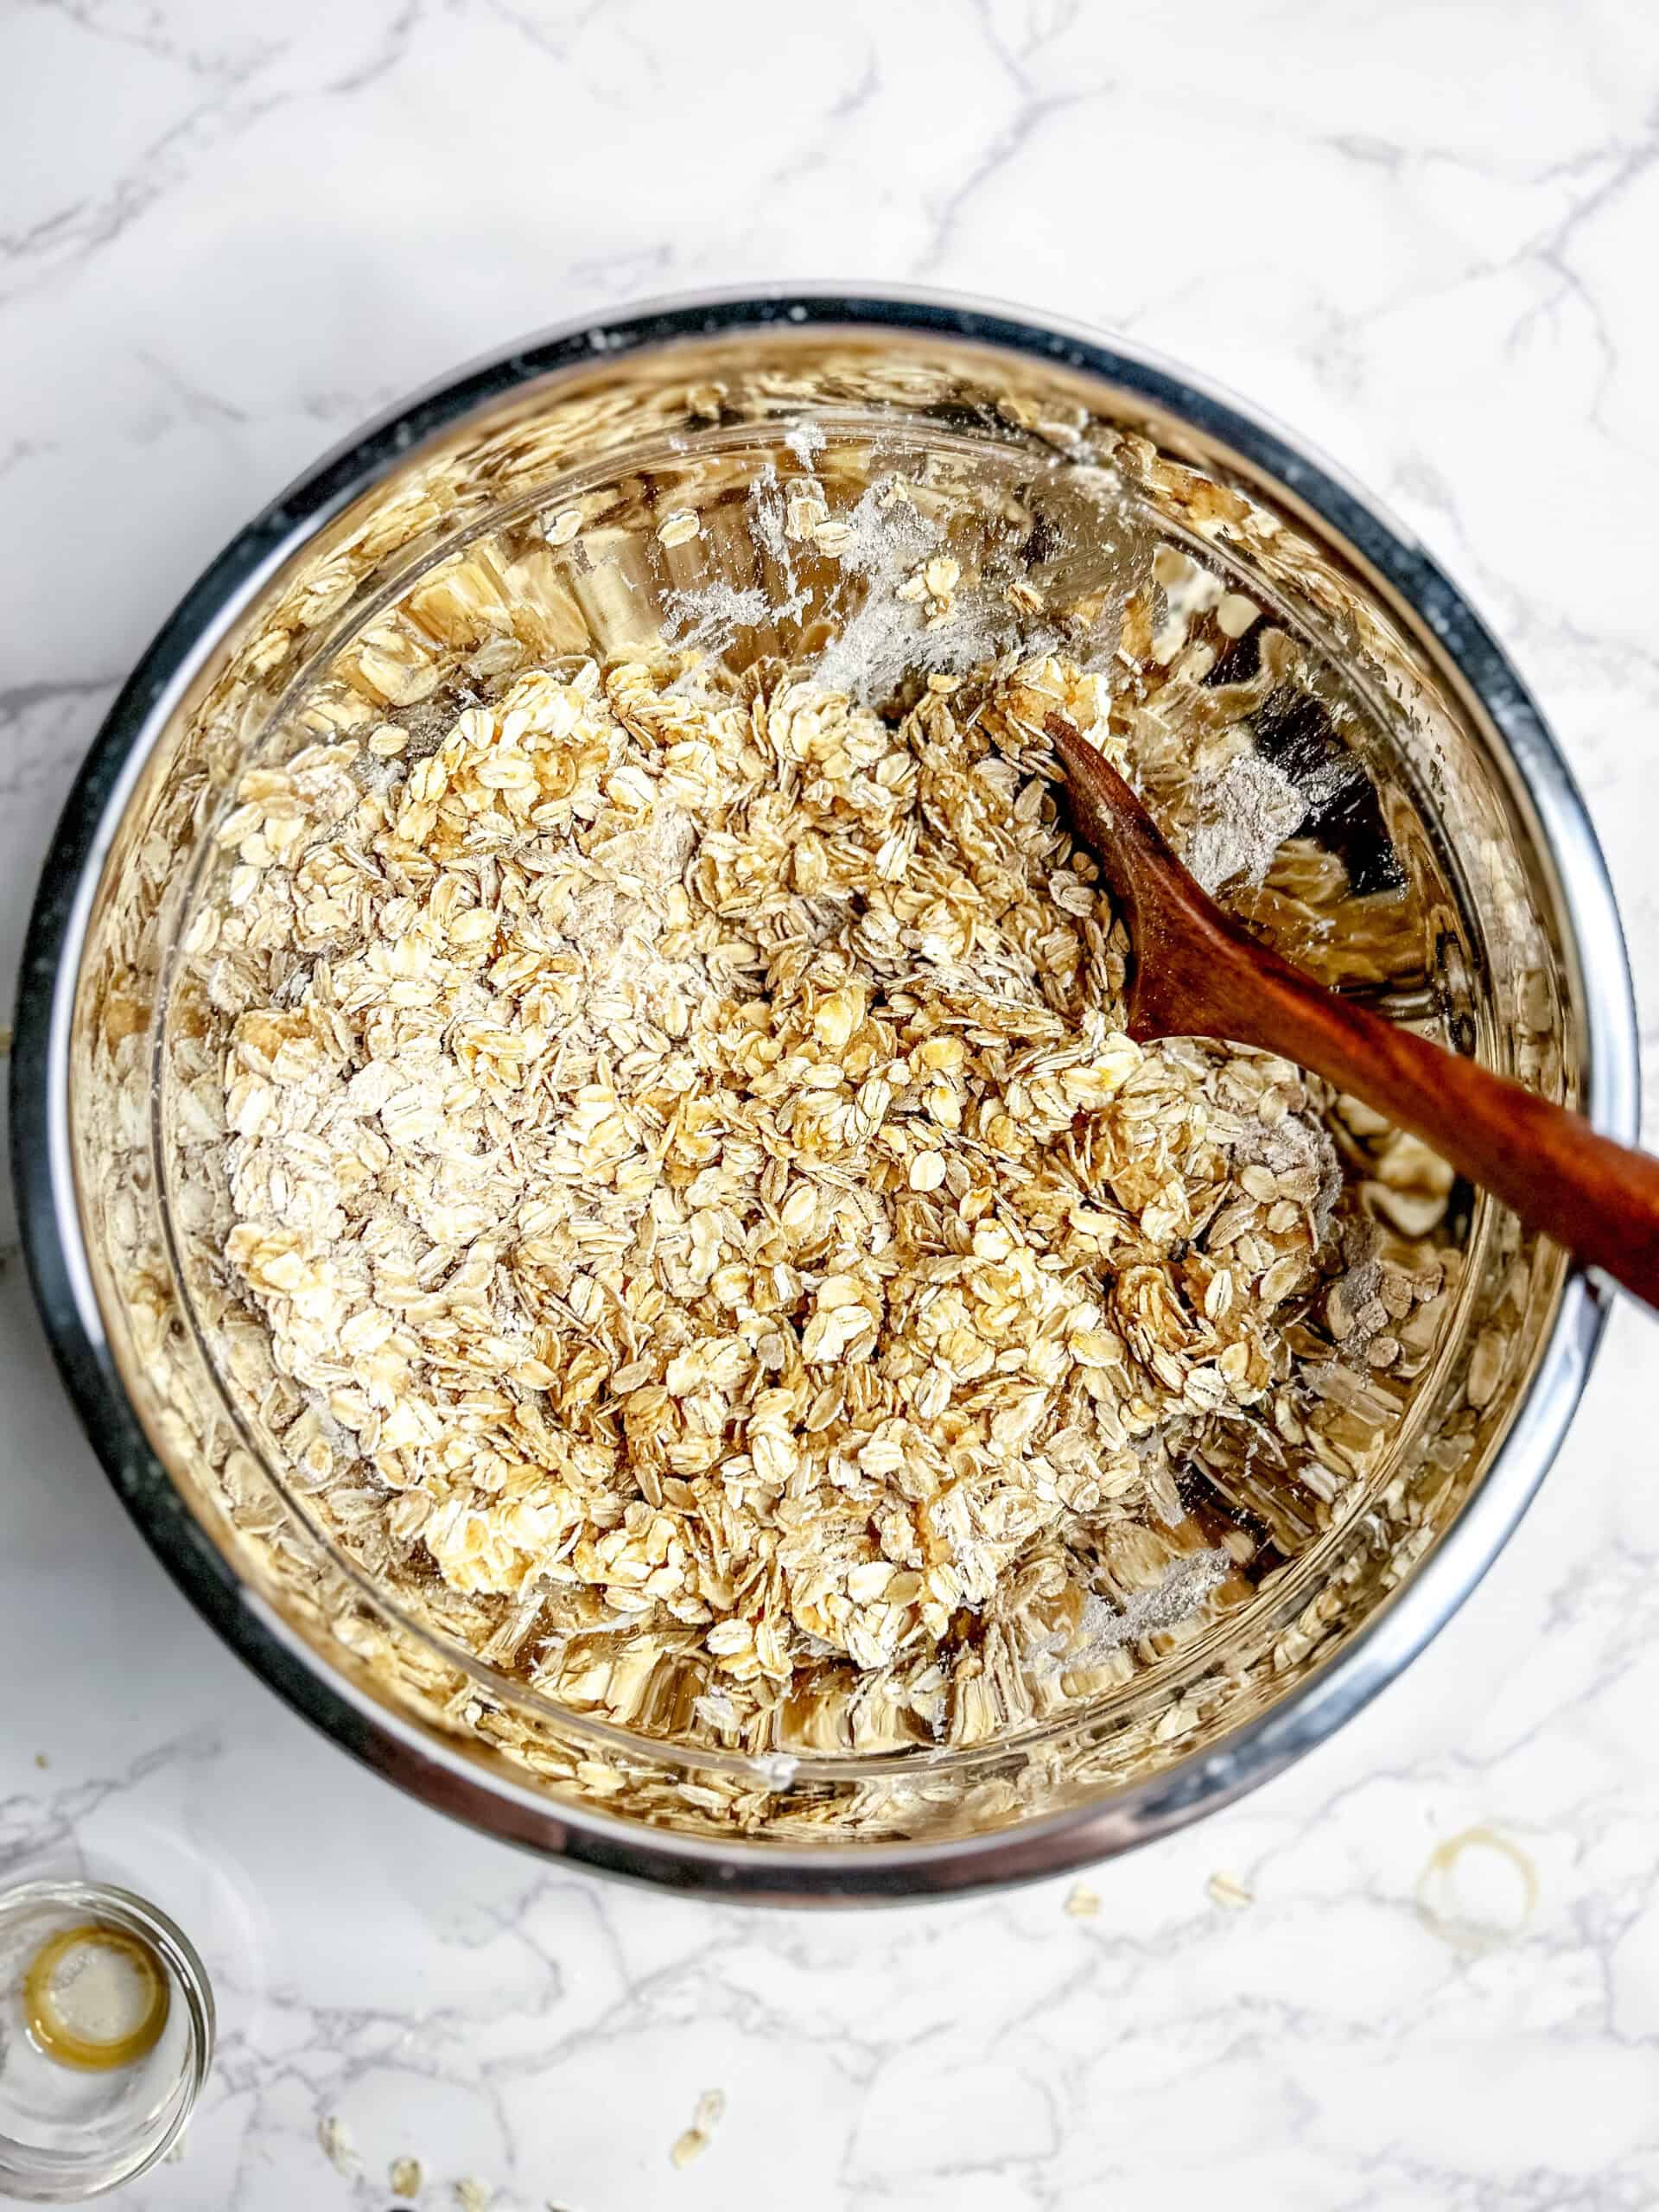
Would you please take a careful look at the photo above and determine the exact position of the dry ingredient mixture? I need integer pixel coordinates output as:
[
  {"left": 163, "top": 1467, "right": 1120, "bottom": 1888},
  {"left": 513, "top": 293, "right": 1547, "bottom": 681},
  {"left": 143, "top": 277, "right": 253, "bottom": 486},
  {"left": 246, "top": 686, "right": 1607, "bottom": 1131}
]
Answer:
[{"left": 199, "top": 525, "right": 1452, "bottom": 1758}]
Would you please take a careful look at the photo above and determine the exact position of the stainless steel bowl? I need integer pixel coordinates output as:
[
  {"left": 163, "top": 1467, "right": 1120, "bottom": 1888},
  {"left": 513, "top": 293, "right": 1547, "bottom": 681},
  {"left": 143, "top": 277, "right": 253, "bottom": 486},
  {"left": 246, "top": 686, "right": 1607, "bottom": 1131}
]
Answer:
[{"left": 10, "top": 289, "right": 1638, "bottom": 1902}]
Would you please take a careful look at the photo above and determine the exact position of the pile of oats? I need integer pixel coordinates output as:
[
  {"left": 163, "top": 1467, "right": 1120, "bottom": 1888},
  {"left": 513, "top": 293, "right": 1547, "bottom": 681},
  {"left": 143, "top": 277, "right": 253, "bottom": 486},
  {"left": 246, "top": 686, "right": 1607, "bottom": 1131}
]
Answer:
[{"left": 205, "top": 641, "right": 1402, "bottom": 1756}]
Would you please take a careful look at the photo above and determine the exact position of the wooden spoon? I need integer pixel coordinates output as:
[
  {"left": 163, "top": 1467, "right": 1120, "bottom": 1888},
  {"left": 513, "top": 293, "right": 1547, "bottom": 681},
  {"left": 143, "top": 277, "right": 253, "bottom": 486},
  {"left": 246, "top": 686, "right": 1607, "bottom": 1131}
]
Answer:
[{"left": 1046, "top": 710, "right": 1659, "bottom": 1310}]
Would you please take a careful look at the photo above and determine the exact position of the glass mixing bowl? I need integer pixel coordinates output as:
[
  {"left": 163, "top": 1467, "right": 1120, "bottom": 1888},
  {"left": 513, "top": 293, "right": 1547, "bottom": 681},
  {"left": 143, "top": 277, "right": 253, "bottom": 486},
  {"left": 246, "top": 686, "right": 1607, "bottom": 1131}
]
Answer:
[{"left": 10, "top": 292, "right": 1638, "bottom": 1900}]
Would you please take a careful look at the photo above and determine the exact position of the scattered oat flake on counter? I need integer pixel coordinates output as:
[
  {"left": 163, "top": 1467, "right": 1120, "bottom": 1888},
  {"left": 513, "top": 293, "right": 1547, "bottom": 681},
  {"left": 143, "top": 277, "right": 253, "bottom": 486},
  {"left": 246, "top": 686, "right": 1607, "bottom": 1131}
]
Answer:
[
  {"left": 1207, "top": 1870, "right": 1254, "bottom": 1910},
  {"left": 390, "top": 2154, "right": 423, "bottom": 2197},
  {"left": 454, "top": 2181, "right": 493, "bottom": 2212},
  {"left": 317, "top": 2116, "right": 360, "bottom": 2177},
  {"left": 670, "top": 2088, "right": 726, "bottom": 2169},
  {"left": 1065, "top": 1883, "right": 1101, "bottom": 1918}
]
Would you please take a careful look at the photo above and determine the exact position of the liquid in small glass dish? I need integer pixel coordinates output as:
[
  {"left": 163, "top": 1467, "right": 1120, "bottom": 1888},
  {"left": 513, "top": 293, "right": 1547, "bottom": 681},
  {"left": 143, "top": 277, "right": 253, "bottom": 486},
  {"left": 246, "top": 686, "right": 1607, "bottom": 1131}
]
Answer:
[{"left": 0, "top": 1882, "right": 213, "bottom": 2202}]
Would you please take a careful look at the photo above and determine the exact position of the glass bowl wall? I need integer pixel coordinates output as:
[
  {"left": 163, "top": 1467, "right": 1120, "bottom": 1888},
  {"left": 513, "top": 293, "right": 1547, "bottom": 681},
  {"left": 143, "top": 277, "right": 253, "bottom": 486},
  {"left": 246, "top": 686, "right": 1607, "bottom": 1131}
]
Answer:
[{"left": 10, "top": 296, "right": 1636, "bottom": 1900}]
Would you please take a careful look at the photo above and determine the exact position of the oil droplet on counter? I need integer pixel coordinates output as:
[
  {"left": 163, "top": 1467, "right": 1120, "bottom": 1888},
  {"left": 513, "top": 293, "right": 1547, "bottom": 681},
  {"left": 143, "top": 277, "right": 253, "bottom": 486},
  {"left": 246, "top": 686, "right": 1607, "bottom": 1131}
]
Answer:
[
  {"left": 1416, "top": 1825, "right": 1539, "bottom": 1955},
  {"left": 21, "top": 1923, "right": 170, "bottom": 2071}
]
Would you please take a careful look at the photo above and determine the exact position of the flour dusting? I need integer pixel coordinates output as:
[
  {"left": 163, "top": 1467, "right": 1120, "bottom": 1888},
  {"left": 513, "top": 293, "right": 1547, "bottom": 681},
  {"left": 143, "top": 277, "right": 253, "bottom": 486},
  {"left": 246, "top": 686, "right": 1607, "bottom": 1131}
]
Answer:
[
  {"left": 664, "top": 580, "right": 775, "bottom": 653},
  {"left": 1039, "top": 1548, "right": 1234, "bottom": 1679},
  {"left": 1183, "top": 749, "right": 1310, "bottom": 893}
]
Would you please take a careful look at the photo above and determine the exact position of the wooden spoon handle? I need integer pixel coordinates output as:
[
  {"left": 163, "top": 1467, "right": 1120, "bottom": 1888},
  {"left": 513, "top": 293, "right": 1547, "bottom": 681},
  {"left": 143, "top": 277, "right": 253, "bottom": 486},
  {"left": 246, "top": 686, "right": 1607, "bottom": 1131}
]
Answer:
[{"left": 1200, "top": 923, "right": 1659, "bottom": 1308}]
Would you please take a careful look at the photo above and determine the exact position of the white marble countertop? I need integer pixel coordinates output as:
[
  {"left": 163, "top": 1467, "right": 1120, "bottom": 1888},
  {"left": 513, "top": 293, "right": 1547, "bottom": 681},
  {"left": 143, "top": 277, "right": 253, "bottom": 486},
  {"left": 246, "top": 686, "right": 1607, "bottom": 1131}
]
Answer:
[{"left": 4, "top": 3, "right": 1659, "bottom": 2205}]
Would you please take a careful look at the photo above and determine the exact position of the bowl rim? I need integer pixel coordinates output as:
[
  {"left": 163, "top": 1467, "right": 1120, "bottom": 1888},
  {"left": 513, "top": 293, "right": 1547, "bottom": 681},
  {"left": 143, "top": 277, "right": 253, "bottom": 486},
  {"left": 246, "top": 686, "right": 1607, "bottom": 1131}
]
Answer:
[{"left": 8, "top": 284, "right": 1640, "bottom": 1903}]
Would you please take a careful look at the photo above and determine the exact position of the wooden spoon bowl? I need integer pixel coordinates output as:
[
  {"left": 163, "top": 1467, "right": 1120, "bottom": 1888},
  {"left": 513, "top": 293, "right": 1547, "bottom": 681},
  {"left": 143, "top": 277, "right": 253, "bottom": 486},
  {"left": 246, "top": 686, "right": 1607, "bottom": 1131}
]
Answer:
[{"left": 1046, "top": 711, "right": 1659, "bottom": 1311}]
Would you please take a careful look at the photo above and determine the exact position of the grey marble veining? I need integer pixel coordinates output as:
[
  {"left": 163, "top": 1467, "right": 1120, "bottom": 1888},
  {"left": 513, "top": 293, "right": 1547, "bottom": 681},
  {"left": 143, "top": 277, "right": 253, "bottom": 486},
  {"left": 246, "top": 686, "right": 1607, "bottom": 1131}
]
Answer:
[{"left": 3, "top": 3, "right": 1657, "bottom": 2205}]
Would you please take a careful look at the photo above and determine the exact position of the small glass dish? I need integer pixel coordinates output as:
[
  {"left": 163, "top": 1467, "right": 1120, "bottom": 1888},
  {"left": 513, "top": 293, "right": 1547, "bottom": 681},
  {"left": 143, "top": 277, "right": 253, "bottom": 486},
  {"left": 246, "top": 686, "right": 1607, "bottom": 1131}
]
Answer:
[{"left": 0, "top": 1882, "right": 213, "bottom": 2202}]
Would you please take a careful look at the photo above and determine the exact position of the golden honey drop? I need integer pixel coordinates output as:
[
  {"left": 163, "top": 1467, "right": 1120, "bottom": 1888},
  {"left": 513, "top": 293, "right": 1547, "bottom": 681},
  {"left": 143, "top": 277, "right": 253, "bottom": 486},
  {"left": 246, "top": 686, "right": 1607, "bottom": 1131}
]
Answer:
[{"left": 21, "top": 1923, "right": 170, "bottom": 2071}]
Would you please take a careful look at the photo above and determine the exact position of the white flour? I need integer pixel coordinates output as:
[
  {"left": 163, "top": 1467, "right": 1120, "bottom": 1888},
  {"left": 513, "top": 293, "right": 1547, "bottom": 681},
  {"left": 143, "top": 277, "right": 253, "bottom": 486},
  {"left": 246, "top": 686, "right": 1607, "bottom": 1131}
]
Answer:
[
  {"left": 1182, "top": 749, "right": 1310, "bottom": 894},
  {"left": 665, "top": 451, "right": 1027, "bottom": 702},
  {"left": 1037, "top": 1547, "right": 1234, "bottom": 1678}
]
